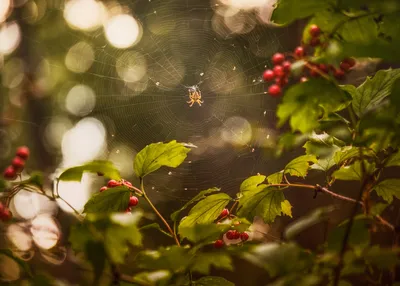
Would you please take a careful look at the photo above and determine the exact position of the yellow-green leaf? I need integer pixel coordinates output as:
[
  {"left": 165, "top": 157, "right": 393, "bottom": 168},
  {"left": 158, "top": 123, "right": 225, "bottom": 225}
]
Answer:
[
  {"left": 59, "top": 160, "right": 121, "bottom": 182},
  {"left": 373, "top": 179, "right": 400, "bottom": 204}
]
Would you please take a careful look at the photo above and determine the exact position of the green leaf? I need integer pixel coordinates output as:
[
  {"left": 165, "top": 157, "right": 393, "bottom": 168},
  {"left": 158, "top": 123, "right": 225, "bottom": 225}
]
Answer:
[
  {"left": 370, "top": 203, "right": 388, "bottom": 216},
  {"left": 373, "top": 179, "right": 400, "bottom": 204},
  {"left": 25, "top": 172, "right": 44, "bottom": 188},
  {"left": 237, "top": 186, "right": 288, "bottom": 223},
  {"left": 178, "top": 223, "right": 229, "bottom": 244},
  {"left": 0, "top": 249, "right": 32, "bottom": 277},
  {"left": 191, "top": 252, "right": 233, "bottom": 274},
  {"left": 271, "top": 0, "right": 333, "bottom": 25},
  {"left": 134, "top": 140, "right": 191, "bottom": 178},
  {"left": 277, "top": 79, "right": 351, "bottom": 133},
  {"left": 58, "top": 160, "right": 121, "bottom": 181},
  {"left": 267, "top": 171, "right": 283, "bottom": 184},
  {"left": 83, "top": 186, "right": 130, "bottom": 214},
  {"left": 327, "top": 219, "right": 370, "bottom": 251},
  {"left": 132, "top": 270, "right": 171, "bottom": 286},
  {"left": 284, "top": 206, "right": 334, "bottom": 240},
  {"left": 194, "top": 276, "right": 234, "bottom": 286},
  {"left": 178, "top": 193, "right": 231, "bottom": 240},
  {"left": 332, "top": 161, "right": 375, "bottom": 181},
  {"left": 386, "top": 151, "right": 400, "bottom": 167},
  {"left": 240, "top": 175, "right": 266, "bottom": 192},
  {"left": 136, "top": 246, "right": 191, "bottom": 273},
  {"left": 349, "top": 69, "right": 400, "bottom": 117},
  {"left": 85, "top": 241, "right": 106, "bottom": 283},
  {"left": 139, "top": 223, "right": 172, "bottom": 237},
  {"left": 284, "top": 155, "right": 317, "bottom": 177},
  {"left": 171, "top": 187, "right": 220, "bottom": 221},
  {"left": 333, "top": 146, "right": 373, "bottom": 166},
  {"left": 281, "top": 200, "right": 293, "bottom": 218},
  {"left": 69, "top": 223, "right": 94, "bottom": 252},
  {"left": 364, "top": 246, "right": 400, "bottom": 269}
]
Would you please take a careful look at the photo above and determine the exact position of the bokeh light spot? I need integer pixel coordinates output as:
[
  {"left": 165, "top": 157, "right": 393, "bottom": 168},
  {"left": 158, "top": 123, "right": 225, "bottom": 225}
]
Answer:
[
  {"left": 0, "top": 21, "right": 21, "bottom": 55},
  {"left": 31, "top": 215, "right": 60, "bottom": 250},
  {"left": 104, "top": 14, "right": 142, "bottom": 49},
  {"left": 64, "top": 0, "right": 104, "bottom": 31},
  {"left": 116, "top": 51, "right": 147, "bottom": 83},
  {"left": 65, "top": 41, "right": 95, "bottom": 73},
  {"left": 65, "top": 84, "right": 96, "bottom": 116}
]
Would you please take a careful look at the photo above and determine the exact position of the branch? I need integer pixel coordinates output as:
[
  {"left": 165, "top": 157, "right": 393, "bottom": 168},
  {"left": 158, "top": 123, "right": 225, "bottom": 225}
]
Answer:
[{"left": 140, "top": 179, "right": 181, "bottom": 246}]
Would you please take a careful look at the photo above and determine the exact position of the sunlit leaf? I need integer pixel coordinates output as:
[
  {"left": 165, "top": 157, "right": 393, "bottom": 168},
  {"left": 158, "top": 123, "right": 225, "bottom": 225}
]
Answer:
[
  {"left": 194, "top": 276, "right": 234, "bottom": 286},
  {"left": 333, "top": 146, "right": 374, "bottom": 166},
  {"left": 281, "top": 200, "right": 292, "bottom": 218},
  {"left": 131, "top": 270, "right": 171, "bottom": 286},
  {"left": 139, "top": 223, "right": 172, "bottom": 237},
  {"left": 347, "top": 69, "right": 400, "bottom": 117},
  {"left": 332, "top": 161, "right": 376, "bottom": 181},
  {"left": 386, "top": 151, "right": 400, "bottom": 167},
  {"left": 284, "top": 155, "right": 317, "bottom": 177},
  {"left": 191, "top": 252, "right": 233, "bottom": 274},
  {"left": 58, "top": 160, "right": 121, "bottom": 181},
  {"left": 178, "top": 193, "right": 231, "bottom": 240},
  {"left": 83, "top": 186, "right": 130, "bottom": 213},
  {"left": 373, "top": 179, "right": 400, "bottom": 204},
  {"left": 240, "top": 175, "right": 266, "bottom": 192},
  {"left": 267, "top": 171, "right": 283, "bottom": 184},
  {"left": 134, "top": 140, "right": 191, "bottom": 178},
  {"left": 178, "top": 223, "right": 229, "bottom": 244},
  {"left": 237, "top": 186, "right": 287, "bottom": 223},
  {"left": 171, "top": 188, "right": 220, "bottom": 221}
]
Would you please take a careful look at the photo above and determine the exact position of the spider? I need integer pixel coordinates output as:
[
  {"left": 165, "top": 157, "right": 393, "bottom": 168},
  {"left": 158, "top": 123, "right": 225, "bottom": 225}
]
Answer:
[{"left": 186, "top": 85, "right": 204, "bottom": 107}]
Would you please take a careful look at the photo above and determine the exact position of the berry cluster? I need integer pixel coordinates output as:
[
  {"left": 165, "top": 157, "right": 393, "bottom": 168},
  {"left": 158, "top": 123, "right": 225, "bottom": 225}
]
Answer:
[
  {"left": 99, "top": 179, "right": 139, "bottom": 213},
  {"left": 213, "top": 208, "right": 250, "bottom": 249},
  {"left": 0, "top": 202, "right": 12, "bottom": 222},
  {"left": 263, "top": 24, "right": 356, "bottom": 97},
  {"left": 3, "top": 146, "right": 30, "bottom": 180}
]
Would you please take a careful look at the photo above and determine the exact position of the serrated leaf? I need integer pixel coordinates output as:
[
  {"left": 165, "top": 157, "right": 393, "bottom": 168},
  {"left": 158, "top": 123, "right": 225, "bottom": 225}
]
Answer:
[
  {"left": 281, "top": 200, "right": 292, "bottom": 218},
  {"left": 134, "top": 140, "right": 190, "bottom": 178},
  {"left": 327, "top": 219, "right": 370, "bottom": 251},
  {"left": 386, "top": 151, "right": 400, "bottom": 167},
  {"left": 370, "top": 203, "right": 388, "bottom": 216},
  {"left": 364, "top": 246, "right": 400, "bottom": 269},
  {"left": 373, "top": 179, "right": 400, "bottom": 204},
  {"left": 69, "top": 223, "right": 94, "bottom": 252},
  {"left": 136, "top": 246, "right": 191, "bottom": 273},
  {"left": 333, "top": 147, "right": 371, "bottom": 166},
  {"left": 349, "top": 69, "right": 400, "bottom": 117},
  {"left": 284, "top": 155, "right": 317, "bottom": 177},
  {"left": 191, "top": 252, "right": 233, "bottom": 274},
  {"left": 171, "top": 188, "right": 220, "bottom": 221},
  {"left": 240, "top": 175, "right": 266, "bottom": 192},
  {"left": 271, "top": 0, "right": 333, "bottom": 25},
  {"left": 83, "top": 186, "right": 130, "bottom": 213},
  {"left": 178, "top": 193, "right": 231, "bottom": 240},
  {"left": 58, "top": 160, "right": 121, "bottom": 181},
  {"left": 194, "top": 276, "right": 234, "bottom": 286},
  {"left": 237, "top": 186, "right": 287, "bottom": 223},
  {"left": 178, "top": 223, "right": 229, "bottom": 244},
  {"left": 267, "top": 171, "right": 283, "bottom": 184},
  {"left": 332, "top": 161, "right": 375, "bottom": 181},
  {"left": 132, "top": 270, "right": 171, "bottom": 286},
  {"left": 277, "top": 79, "right": 351, "bottom": 133}
]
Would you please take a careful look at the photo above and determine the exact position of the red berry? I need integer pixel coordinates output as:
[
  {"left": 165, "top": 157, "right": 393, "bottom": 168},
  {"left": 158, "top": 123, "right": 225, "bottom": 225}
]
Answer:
[
  {"left": 310, "top": 37, "right": 321, "bottom": 47},
  {"left": 0, "top": 208, "right": 12, "bottom": 221},
  {"left": 272, "top": 53, "right": 285, "bottom": 65},
  {"left": 300, "top": 77, "right": 308, "bottom": 83},
  {"left": 309, "top": 25, "right": 321, "bottom": 37},
  {"left": 16, "top": 146, "right": 29, "bottom": 160},
  {"left": 318, "top": 64, "right": 328, "bottom": 73},
  {"left": 219, "top": 208, "right": 229, "bottom": 218},
  {"left": 309, "top": 66, "right": 320, "bottom": 77},
  {"left": 11, "top": 157, "right": 25, "bottom": 171},
  {"left": 100, "top": 186, "right": 108, "bottom": 192},
  {"left": 294, "top": 46, "right": 305, "bottom": 57},
  {"left": 125, "top": 208, "right": 132, "bottom": 213},
  {"left": 334, "top": 69, "right": 345, "bottom": 79},
  {"left": 340, "top": 62, "right": 351, "bottom": 72},
  {"left": 233, "top": 230, "right": 240, "bottom": 239},
  {"left": 240, "top": 232, "right": 249, "bottom": 242},
  {"left": 263, "top": 69, "right": 275, "bottom": 82},
  {"left": 214, "top": 239, "right": 224, "bottom": 248},
  {"left": 282, "top": 61, "right": 291, "bottom": 73},
  {"left": 128, "top": 196, "right": 139, "bottom": 207},
  {"left": 268, "top": 84, "right": 282, "bottom": 97},
  {"left": 107, "top": 180, "right": 121, "bottom": 188},
  {"left": 226, "top": 230, "right": 235, "bottom": 240},
  {"left": 123, "top": 180, "right": 133, "bottom": 187},
  {"left": 275, "top": 77, "right": 288, "bottom": 87},
  {"left": 3, "top": 166, "right": 16, "bottom": 180},
  {"left": 343, "top": 57, "right": 356, "bottom": 68},
  {"left": 273, "top": 65, "right": 284, "bottom": 78}
]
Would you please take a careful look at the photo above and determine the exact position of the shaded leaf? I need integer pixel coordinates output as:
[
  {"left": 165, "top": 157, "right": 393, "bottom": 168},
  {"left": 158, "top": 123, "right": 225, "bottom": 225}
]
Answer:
[
  {"left": 85, "top": 241, "right": 106, "bottom": 283},
  {"left": 267, "top": 171, "right": 283, "bottom": 184},
  {"left": 139, "top": 223, "right": 172, "bottom": 237},
  {"left": 59, "top": 160, "right": 121, "bottom": 181},
  {"left": 373, "top": 179, "right": 400, "bottom": 204},
  {"left": 240, "top": 175, "right": 266, "bottom": 192},
  {"left": 327, "top": 219, "right": 370, "bottom": 251},
  {"left": 179, "top": 223, "right": 229, "bottom": 244},
  {"left": 134, "top": 140, "right": 190, "bottom": 178},
  {"left": 364, "top": 246, "right": 400, "bottom": 269},
  {"left": 194, "top": 276, "right": 234, "bottom": 286},
  {"left": 284, "top": 155, "right": 317, "bottom": 177},
  {"left": 237, "top": 186, "right": 287, "bottom": 223},
  {"left": 333, "top": 146, "right": 374, "bottom": 166},
  {"left": 178, "top": 193, "right": 231, "bottom": 240},
  {"left": 386, "top": 150, "right": 400, "bottom": 167},
  {"left": 191, "top": 252, "right": 233, "bottom": 274},
  {"left": 171, "top": 187, "right": 220, "bottom": 221},
  {"left": 349, "top": 69, "right": 400, "bottom": 117},
  {"left": 332, "top": 161, "right": 375, "bottom": 181},
  {"left": 83, "top": 186, "right": 130, "bottom": 214}
]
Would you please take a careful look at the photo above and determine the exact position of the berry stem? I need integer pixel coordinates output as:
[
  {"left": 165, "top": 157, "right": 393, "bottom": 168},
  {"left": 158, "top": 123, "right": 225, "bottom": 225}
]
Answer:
[
  {"left": 229, "top": 200, "right": 238, "bottom": 214},
  {"left": 140, "top": 178, "right": 181, "bottom": 246},
  {"left": 304, "top": 62, "right": 331, "bottom": 80}
]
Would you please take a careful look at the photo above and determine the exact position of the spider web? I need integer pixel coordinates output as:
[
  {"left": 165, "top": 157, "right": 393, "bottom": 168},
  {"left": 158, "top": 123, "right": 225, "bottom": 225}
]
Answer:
[{"left": 22, "top": 0, "right": 291, "bottom": 206}]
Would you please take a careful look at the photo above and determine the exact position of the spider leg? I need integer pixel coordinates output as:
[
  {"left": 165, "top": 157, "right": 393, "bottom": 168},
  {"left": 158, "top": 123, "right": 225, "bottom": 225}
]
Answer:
[
  {"left": 189, "top": 101, "right": 194, "bottom": 107},
  {"left": 187, "top": 100, "right": 192, "bottom": 103}
]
